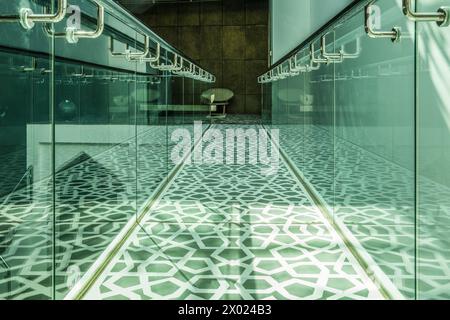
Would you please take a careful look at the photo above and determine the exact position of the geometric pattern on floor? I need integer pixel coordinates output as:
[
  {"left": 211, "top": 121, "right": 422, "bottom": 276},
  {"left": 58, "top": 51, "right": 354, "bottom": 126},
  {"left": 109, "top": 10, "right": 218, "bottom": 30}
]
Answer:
[
  {"left": 84, "top": 124, "right": 383, "bottom": 300},
  {"left": 275, "top": 123, "right": 450, "bottom": 300},
  {"left": 2, "top": 119, "right": 449, "bottom": 299},
  {"left": 0, "top": 125, "right": 175, "bottom": 300}
]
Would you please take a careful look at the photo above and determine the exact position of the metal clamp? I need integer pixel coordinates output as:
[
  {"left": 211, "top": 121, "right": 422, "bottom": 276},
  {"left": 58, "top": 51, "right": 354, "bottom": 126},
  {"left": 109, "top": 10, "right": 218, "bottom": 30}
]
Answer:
[
  {"left": 139, "top": 42, "right": 160, "bottom": 63},
  {"left": 288, "top": 54, "right": 304, "bottom": 75},
  {"left": 172, "top": 57, "right": 189, "bottom": 75},
  {"left": 309, "top": 62, "right": 320, "bottom": 72},
  {"left": 310, "top": 43, "right": 330, "bottom": 65},
  {"left": 151, "top": 51, "right": 175, "bottom": 71},
  {"left": 321, "top": 35, "right": 343, "bottom": 63},
  {"left": 200, "top": 70, "right": 210, "bottom": 82},
  {"left": 340, "top": 37, "right": 361, "bottom": 59},
  {"left": 269, "top": 70, "right": 277, "bottom": 81},
  {"left": 158, "top": 53, "right": 181, "bottom": 71},
  {"left": 171, "top": 55, "right": 183, "bottom": 72},
  {"left": 174, "top": 62, "right": 214, "bottom": 82},
  {"left": 18, "top": 57, "right": 37, "bottom": 72},
  {"left": 207, "top": 74, "right": 216, "bottom": 83},
  {"left": 365, "top": 1, "right": 401, "bottom": 43},
  {"left": 278, "top": 64, "right": 290, "bottom": 79},
  {"left": 260, "top": 74, "right": 267, "bottom": 83},
  {"left": 126, "top": 36, "right": 150, "bottom": 61},
  {"left": 192, "top": 66, "right": 204, "bottom": 80},
  {"left": 173, "top": 62, "right": 194, "bottom": 76},
  {"left": 71, "top": 66, "right": 94, "bottom": 78},
  {"left": 402, "top": 0, "right": 450, "bottom": 27},
  {"left": 258, "top": 74, "right": 270, "bottom": 84},
  {"left": 110, "top": 35, "right": 149, "bottom": 61},
  {"left": 44, "top": 0, "right": 104, "bottom": 43},
  {"left": 0, "top": 0, "right": 67, "bottom": 30}
]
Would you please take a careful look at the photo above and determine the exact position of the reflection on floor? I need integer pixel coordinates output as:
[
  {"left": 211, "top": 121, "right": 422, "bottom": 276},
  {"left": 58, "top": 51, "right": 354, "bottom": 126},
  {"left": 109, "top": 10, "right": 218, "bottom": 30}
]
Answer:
[
  {"left": 0, "top": 126, "right": 170, "bottom": 299},
  {"left": 0, "top": 146, "right": 27, "bottom": 198},
  {"left": 84, "top": 124, "right": 382, "bottom": 300},
  {"left": 1, "top": 117, "right": 449, "bottom": 300},
  {"left": 277, "top": 124, "right": 450, "bottom": 299}
]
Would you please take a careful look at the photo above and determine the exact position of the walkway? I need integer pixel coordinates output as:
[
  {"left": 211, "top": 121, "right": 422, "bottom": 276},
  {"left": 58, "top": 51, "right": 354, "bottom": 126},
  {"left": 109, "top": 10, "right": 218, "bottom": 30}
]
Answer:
[{"left": 83, "top": 124, "right": 382, "bottom": 300}]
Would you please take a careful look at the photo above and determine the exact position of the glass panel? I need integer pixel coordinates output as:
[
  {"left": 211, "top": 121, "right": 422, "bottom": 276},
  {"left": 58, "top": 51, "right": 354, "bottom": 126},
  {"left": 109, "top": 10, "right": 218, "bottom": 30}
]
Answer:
[
  {"left": 194, "top": 79, "right": 210, "bottom": 124},
  {"left": 52, "top": 1, "right": 138, "bottom": 298},
  {"left": 267, "top": 0, "right": 417, "bottom": 299},
  {"left": 0, "top": 0, "right": 215, "bottom": 300},
  {"left": 417, "top": 0, "right": 450, "bottom": 300},
  {"left": 304, "top": 38, "right": 335, "bottom": 213},
  {"left": 261, "top": 82, "right": 272, "bottom": 125},
  {"left": 273, "top": 68, "right": 306, "bottom": 174},
  {"left": 0, "top": 0, "right": 54, "bottom": 300},
  {"left": 184, "top": 77, "right": 195, "bottom": 126},
  {"left": 334, "top": 0, "right": 416, "bottom": 299},
  {"left": 136, "top": 71, "right": 168, "bottom": 215}
]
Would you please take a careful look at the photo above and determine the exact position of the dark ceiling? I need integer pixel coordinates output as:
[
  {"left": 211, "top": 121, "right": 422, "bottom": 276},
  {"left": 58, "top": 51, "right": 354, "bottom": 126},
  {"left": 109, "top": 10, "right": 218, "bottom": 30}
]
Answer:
[{"left": 117, "top": 0, "right": 222, "bottom": 15}]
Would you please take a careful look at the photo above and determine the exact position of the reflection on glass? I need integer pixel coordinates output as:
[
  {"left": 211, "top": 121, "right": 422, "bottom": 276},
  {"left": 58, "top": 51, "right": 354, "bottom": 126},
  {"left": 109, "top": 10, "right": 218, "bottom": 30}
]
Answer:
[
  {"left": 0, "top": 0, "right": 215, "bottom": 300},
  {"left": 417, "top": 0, "right": 450, "bottom": 301},
  {"left": 0, "top": 0, "right": 56, "bottom": 300},
  {"left": 266, "top": 0, "right": 418, "bottom": 300}
]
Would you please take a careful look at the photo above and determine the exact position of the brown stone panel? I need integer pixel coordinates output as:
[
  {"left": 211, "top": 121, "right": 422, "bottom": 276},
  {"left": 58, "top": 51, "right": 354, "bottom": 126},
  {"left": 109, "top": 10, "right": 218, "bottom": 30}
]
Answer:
[
  {"left": 201, "top": 26, "right": 223, "bottom": 60},
  {"left": 178, "top": 26, "right": 201, "bottom": 60},
  {"left": 223, "top": 0, "right": 245, "bottom": 25},
  {"left": 199, "top": 60, "right": 223, "bottom": 88},
  {"left": 170, "top": 78, "right": 184, "bottom": 105},
  {"left": 137, "top": 10, "right": 158, "bottom": 28},
  {"left": 223, "top": 26, "right": 245, "bottom": 59},
  {"left": 228, "top": 94, "right": 246, "bottom": 114},
  {"left": 245, "top": 94, "right": 261, "bottom": 114},
  {"left": 152, "top": 27, "right": 179, "bottom": 48},
  {"left": 129, "top": 0, "right": 269, "bottom": 115},
  {"left": 245, "top": 60, "right": 267, "bottom": 95},
  {"left": 246, "top": 0, "right": 269, "bottom": 25},
  {"left": 245, "top": 25, "right": 268, "bottom": 60},
  {"left": 177, "top": 2, "right": 200, "bottom": 26},
  {"left": 156, "top": 4, "right": 178, "bottom": 27},
  {"left": 222, "top": 60, "right": 245, "bottom": 95},
  {"left": 200, "top": 1, "right": 223, "bottom": 26}
]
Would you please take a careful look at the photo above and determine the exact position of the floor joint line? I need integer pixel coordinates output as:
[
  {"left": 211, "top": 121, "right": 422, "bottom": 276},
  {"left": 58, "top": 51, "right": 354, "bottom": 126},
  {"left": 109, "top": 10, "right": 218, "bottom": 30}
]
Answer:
[{"left": 66, "top": 123, "right": 212, "bottom": 300}]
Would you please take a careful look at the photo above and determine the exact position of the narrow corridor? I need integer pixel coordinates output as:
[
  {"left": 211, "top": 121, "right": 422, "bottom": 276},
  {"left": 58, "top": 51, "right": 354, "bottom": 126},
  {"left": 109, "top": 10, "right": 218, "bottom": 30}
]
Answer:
[
  {"left": 83, "top": 124, "right": 382, "bottom": 300},
  {"left": 2, "top": 0, "right": 450, "bottom": 302}
]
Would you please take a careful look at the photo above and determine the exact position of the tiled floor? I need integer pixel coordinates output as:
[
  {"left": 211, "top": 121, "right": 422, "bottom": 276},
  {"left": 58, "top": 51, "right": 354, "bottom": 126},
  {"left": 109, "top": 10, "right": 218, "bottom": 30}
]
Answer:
[
  {"left": 84, "top": 124, "right": 382, "bottom": 300},
  {"left": 276, "top": 124, "right": 450, "bottom": 299},
  {"left": 2, "top": 119, "right": 450, "bottom": 300},
  {"left": 0, "top": 126, "right": 170, "bottom": 299}
]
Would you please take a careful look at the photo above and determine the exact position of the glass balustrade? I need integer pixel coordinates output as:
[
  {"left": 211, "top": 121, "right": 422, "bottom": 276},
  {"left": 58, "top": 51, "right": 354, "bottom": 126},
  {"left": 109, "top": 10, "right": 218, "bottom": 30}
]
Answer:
[
  {"left": 0, "top": 0, "right": 215, "bottom": 300},
  {"left": 260, "top": 0, "right": 450, "bottom": 300}
]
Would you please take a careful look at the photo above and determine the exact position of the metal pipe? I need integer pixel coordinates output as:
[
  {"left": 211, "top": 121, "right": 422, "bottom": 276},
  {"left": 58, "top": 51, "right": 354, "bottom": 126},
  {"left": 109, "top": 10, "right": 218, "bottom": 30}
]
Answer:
[
  {"left": 402, "top": 0, "right": 450, "bottom": 26},
  {"left": 0, "top": 0, "right": 68, "bottom": 30},
  {"left": 365, "top": 2, "right": 401, "bottom": 43}
]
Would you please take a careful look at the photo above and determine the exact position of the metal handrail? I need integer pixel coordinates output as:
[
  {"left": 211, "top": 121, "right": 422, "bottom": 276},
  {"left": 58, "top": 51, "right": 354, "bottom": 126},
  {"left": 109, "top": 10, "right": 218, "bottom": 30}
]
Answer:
[
  {"left": 402, "top": 0, "right": 450, "bottom": 27},
  {"left": 126, "top": 36, "right": 150, "bottom": 61},
  {"left": 321, "top": 34, "right": 343, "bottom": 63},
  {"left": 0, "top": 0, "right": 67, "bottom": 30},
  {"left": 365, "top": 1, "right": 401, "bottom": 43},
  {"left": 310, "top": 43, "right": 330, "bottom": 64},
  {"left": 0, "top": 0, "right": 215, "bottom": 82},
  {"left": 139, "top": 42, "right": 161, "bottom": 63},
  {"left": 44, "top": 0, "right": 104, "bottom": 44}
]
